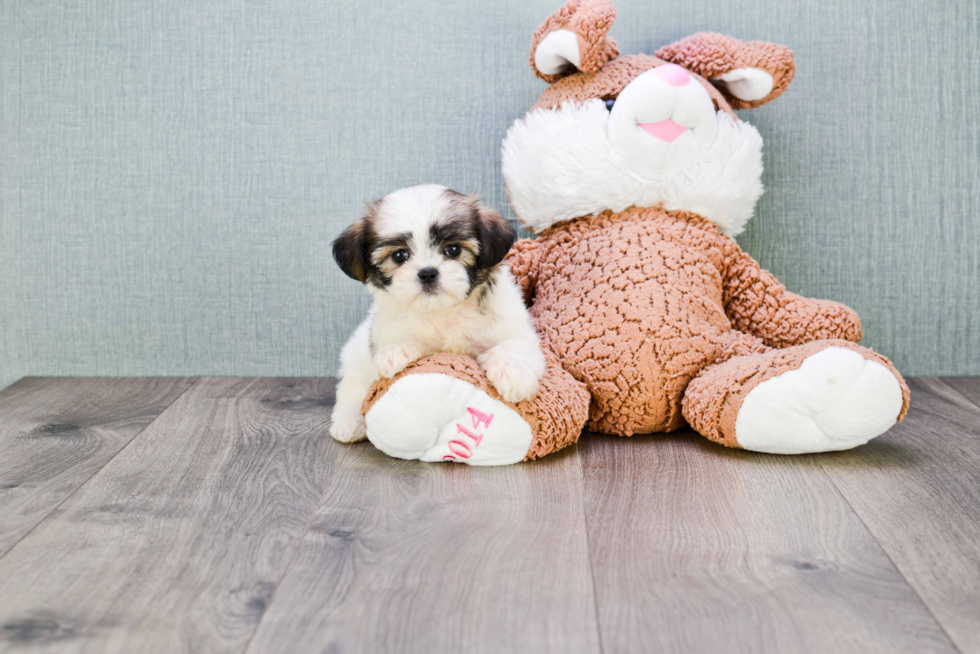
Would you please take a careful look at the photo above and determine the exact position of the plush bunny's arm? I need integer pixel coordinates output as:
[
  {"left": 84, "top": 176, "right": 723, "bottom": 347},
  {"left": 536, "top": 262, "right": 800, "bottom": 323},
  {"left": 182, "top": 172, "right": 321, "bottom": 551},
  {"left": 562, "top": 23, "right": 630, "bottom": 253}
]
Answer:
[
  {"left": 505, "top": 238, "right": 542, "bottom": 307},
  {"left": 719, "top": 235, "right": 862, "bottom": 348}
]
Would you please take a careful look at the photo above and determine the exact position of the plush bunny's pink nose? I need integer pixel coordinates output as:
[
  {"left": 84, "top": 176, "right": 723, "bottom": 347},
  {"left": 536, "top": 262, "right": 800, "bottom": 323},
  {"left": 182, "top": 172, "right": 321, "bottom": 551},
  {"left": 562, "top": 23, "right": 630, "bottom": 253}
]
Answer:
[{"left": 654, "top": 63, "right": 690, "bottom": 87}]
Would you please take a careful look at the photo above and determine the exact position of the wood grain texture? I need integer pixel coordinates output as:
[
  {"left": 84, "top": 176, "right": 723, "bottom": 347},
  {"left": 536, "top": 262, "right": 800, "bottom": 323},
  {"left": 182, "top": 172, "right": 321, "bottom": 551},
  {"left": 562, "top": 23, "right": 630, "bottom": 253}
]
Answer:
[
  {"left": 0, "top": 377, "right": 196, "bottom": 557},
  {"left": 245, "top": 443, "right": 601, "bottom": 654},
  {"left": 580, "top": 431, "right": 957, "bottom": 654},
  {"left": 3, "top": 376, "right": 979, "bottom": 653},
  {"left": 944, "top": 376, "right": 980, "bottom": 407},
  {"left": 0, "top": 377, "right": 346, "bottom": 654},
  {"left": 818, "top": 377, "right": 980, "bottom": 653}
]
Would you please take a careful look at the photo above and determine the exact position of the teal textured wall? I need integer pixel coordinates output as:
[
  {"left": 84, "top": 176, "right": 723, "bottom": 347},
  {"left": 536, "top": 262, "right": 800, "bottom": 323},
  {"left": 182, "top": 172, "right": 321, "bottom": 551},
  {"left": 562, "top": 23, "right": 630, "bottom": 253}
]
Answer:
[{"left": 2, "top": 0, "right": 978, "bottom": 389}]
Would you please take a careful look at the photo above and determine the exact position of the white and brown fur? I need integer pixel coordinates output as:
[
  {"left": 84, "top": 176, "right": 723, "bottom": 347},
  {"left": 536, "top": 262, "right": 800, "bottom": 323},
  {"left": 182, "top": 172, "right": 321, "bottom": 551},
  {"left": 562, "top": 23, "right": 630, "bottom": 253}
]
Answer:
[{"left": 329, "top": 184, "right": 546, "bottom": 443}]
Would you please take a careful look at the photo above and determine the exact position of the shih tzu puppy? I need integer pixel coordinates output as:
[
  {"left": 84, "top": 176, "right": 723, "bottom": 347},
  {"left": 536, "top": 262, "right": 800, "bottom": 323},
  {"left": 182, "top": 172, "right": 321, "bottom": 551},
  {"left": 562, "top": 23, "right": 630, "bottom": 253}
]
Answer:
[{"left": 328, "top": 184, "right": 546, "bottom": 444}]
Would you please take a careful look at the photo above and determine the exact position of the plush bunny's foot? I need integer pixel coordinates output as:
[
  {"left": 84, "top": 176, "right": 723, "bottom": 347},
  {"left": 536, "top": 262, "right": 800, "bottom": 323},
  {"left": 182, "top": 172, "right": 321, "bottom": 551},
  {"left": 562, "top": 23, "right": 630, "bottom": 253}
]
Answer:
[
  {"left": 735, "top": 347, "right": 905, "bottom": 454},
  {"left": 361, "top": 352, "right": 590, "bottom": 464},
  {"left": 683, "top": 339, "right": 910, "bottom": 454},
  {"left": 365, "top": 373, "right": 533, "bottom": 466}
]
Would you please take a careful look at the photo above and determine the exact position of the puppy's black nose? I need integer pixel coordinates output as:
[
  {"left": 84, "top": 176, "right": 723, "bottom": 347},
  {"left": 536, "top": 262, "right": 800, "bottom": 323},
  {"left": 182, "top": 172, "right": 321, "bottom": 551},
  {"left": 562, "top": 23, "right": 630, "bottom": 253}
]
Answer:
[{"left": 417, "top": 267, "right": 439, "bottom": 285}]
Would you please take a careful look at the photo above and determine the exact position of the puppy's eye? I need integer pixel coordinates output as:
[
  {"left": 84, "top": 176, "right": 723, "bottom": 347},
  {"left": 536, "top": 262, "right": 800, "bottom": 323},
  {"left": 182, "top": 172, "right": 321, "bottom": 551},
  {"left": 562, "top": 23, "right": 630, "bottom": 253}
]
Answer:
[
  {"left": 443, "top": 243, "right": 462, "bottom": 259},
  {"left": 391, "top": 249, "right": 410, "bottom": 264},
  {"left": 604, "top": 98, "right": 616, "bottom": 111}
]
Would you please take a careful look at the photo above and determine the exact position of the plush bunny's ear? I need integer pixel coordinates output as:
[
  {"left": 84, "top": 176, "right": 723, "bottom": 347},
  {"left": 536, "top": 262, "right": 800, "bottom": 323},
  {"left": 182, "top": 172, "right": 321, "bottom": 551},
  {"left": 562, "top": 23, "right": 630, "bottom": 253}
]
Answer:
[
  {"left": 530, "top": 0, "right": 619, "bottom": 83},
  {"left": 656, "top": 33, "right": 795, "bottom": 109}
]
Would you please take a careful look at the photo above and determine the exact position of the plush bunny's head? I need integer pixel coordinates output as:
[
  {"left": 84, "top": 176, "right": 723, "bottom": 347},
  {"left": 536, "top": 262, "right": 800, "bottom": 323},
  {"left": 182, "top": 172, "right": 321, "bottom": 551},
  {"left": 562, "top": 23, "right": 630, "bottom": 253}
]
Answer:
[{"left": 502, "top": 0, "right": 795, "bottom": 236}]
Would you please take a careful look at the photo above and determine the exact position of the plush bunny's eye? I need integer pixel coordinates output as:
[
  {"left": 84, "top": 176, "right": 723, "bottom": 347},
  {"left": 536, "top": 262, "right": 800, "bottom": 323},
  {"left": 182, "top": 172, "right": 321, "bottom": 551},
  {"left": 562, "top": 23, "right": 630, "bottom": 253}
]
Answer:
[{"left": 604, "top": 99, "right": 616, "bottom": 111}]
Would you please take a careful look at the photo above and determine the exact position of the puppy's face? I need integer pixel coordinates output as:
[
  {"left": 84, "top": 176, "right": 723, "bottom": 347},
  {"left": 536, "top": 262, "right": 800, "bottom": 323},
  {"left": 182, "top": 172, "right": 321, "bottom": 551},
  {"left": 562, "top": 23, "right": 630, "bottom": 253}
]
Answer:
[{"left": 333, "top": 184, "right": 516, "bottom": 312}]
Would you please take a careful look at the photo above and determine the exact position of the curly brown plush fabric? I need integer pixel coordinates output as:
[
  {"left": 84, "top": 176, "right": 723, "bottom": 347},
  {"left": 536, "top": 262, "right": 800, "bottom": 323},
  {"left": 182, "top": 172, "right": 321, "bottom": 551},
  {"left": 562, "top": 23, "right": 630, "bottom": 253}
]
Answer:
[
  {"left": 720, "top": 236, "right": 863, "bottom": 347},
  {"left": 362, "top": 351, "right": 590, "bottom": 461},
  {"left": 529, "top": 0, "right": 619, "bottom": 83},
  {"left": 505, "top": 237, "right": 542, "bottom": 305},
  {"left": 656, "top": 33, "right": 795, "bottom": 109},
  {"left": 502, "top": 206, "right": 909, "bottom": 438},
  {"left": 518, "top": 207, "right": 728, "bottom": 435}
]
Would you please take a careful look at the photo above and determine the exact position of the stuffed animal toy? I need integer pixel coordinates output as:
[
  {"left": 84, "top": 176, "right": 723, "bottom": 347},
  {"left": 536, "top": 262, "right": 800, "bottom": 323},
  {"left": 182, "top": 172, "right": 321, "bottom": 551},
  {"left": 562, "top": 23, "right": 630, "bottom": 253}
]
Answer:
[{"left": 358, "top": 0, "right": 909, "bottom": 466}]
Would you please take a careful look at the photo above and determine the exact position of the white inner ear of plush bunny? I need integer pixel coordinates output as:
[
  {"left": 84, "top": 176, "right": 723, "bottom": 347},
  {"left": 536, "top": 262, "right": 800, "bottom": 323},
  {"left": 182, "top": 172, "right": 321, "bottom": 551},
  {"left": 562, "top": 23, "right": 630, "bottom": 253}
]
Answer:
[
  {"left": 534, "top": 29, "right": 581, "bottom": 76},
  {"left": 712, "top": 68, "right": 774, "bottom": 101}
]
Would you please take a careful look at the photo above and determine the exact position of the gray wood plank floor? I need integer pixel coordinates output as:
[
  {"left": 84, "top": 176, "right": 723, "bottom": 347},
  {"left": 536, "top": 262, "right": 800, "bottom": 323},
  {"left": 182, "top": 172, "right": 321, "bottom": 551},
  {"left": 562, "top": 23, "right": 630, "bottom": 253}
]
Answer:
[
  {"left": 0, "top": 377, "right": 196, "bottom": 557},
  {"left": 816, "top": 378, "right": 980, "bottom": 654},
  {"left": 580, "top": 433, "right": 957, "bottom": 653},
  {"left": 0, "top": 376, "right": 977, "bottom": 654},
  {"left": 245, "top": 442, "right": 599, "bottom": 654}
]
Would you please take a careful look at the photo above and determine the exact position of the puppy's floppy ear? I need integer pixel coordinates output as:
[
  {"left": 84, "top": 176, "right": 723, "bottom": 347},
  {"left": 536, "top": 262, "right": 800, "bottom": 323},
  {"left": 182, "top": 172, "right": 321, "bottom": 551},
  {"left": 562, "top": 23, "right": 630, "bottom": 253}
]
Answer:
[
  {"left": 332, "top": 219, "right": 368, "bottom": 282},
  {"left": 332, "top": 204, "right": 377, "bottom": 283},
  {"left": 473, "top": 202, "right": 517, "bottom": 269}
]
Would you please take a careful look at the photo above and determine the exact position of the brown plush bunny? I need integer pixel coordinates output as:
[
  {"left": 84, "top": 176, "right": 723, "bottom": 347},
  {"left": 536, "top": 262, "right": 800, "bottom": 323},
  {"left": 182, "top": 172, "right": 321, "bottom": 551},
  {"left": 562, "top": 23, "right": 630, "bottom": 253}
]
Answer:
[{"left": 358, "top": 0, "right": 909, "bottom": 465}]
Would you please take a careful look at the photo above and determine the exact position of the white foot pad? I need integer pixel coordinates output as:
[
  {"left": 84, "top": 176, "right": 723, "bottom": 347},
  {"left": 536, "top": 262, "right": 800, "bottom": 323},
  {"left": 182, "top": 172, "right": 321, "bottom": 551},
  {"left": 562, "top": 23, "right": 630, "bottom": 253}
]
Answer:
[
  {"left": 735, "top": 347, "right": 904, "bottom": 454},
  {"left": 365, "top": 373, "right": 533, "bottom": 466}
]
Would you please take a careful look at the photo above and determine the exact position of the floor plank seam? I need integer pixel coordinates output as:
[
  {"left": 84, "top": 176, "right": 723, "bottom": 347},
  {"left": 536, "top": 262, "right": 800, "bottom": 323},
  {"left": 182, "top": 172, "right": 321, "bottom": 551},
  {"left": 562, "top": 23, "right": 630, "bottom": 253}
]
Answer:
[
  {"left": 576, "top": 444, "right": 607, "bottom": 654},
  {"left": 933, "top": 377, "right": 980, "bottom": 414},
  {"left": 0, "top": 376, "right": 203, "bottom": 562},
  {"left": 237, "top": 442, "right": 352, "bottom": 654},
  {"left": 814, "top": 460, "right": 963, "bottom": 653}
]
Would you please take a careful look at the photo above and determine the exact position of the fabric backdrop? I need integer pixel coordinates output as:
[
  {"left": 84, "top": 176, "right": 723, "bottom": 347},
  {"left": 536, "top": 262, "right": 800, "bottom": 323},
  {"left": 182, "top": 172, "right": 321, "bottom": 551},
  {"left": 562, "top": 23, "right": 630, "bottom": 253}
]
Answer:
[{"left": 1, "top": 0, "right": 978, "bottom": 389}]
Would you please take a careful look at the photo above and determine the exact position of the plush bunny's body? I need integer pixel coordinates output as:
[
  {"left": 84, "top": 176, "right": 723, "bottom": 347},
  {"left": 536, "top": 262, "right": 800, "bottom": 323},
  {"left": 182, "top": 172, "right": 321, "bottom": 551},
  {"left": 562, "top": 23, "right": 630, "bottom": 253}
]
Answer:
[
  {"left": 359, "top": 0, "right": 909, "bottom": 465},
  {"left": 504, "top": 206, "right": 907, "bottom": 453}
]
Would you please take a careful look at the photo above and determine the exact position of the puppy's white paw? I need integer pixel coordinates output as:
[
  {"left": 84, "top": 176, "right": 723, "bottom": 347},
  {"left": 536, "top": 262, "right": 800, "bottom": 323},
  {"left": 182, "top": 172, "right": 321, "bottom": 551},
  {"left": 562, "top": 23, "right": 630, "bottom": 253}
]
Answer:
[
  {"left": 479, "top": 348, "right": 542, "bottom": 403},
  {"left": 374, "top": 343, "right": 422, "bottom": 379},
  {"left": 329, "top": 413, "right": 367, "bottom": 443}
]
